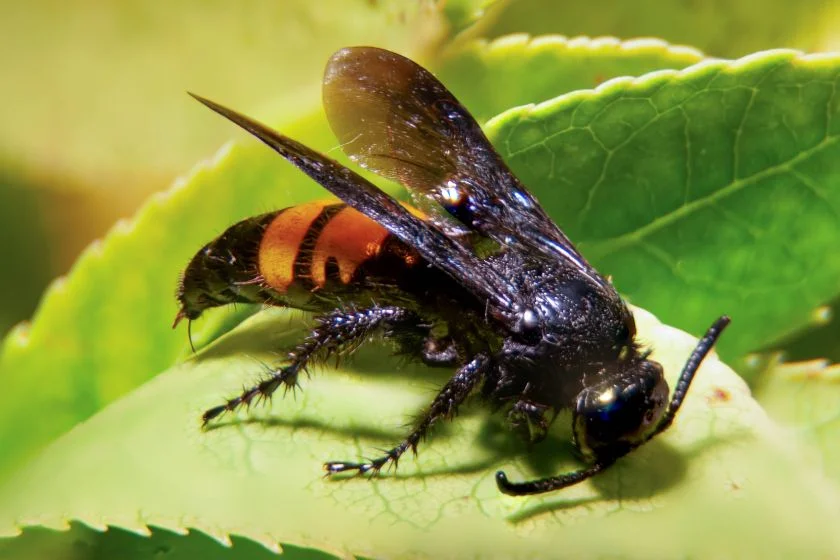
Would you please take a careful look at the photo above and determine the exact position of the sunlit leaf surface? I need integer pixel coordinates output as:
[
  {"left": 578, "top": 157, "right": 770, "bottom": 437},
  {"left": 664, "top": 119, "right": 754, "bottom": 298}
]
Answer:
[{"left": 2, "top": 309, "right": 837, "bottom": 558}]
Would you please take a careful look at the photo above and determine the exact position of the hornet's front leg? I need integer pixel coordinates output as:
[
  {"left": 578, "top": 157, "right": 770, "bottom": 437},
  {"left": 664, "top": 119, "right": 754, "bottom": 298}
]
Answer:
[{"left": 325, "top": 353, "right": 491, "bottom": 475}]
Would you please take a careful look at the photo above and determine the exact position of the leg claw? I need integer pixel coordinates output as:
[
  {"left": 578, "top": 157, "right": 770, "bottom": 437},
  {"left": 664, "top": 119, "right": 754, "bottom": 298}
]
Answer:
[
  {"left": 201, "top": 405, "right": 228, "bottom": 426},
  {"left": 324, "top": 461, "right": 374, "bottom": 476},
  {"left": 323, "top": 460, "right": 387, "bottom": 477}
]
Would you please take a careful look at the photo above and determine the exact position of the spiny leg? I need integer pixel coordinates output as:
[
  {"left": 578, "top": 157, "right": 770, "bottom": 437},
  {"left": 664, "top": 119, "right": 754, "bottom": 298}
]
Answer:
[
  {"left": 325, "top": 353, "right": 490, "bottom": 475},
  {"left": 495, "top": 315, "right": 730, "bottom": 496},
  {"left": 202, "top": 306, "right": 416, "bottom": 424}
]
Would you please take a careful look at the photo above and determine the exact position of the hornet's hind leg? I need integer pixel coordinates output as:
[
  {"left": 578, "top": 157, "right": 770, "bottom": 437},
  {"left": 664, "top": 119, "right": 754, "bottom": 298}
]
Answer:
[
  {"left": 202, "top": 305, "right": 420, "bottom": 424},
  {"left": 324, "top": 353, "right": 490, "bottom": 475}
]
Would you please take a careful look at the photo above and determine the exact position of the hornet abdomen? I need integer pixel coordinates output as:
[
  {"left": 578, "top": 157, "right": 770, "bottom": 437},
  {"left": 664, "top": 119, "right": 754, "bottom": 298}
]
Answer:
[{"left": 176, "top": 200, "right": 426, "bottom": 322}]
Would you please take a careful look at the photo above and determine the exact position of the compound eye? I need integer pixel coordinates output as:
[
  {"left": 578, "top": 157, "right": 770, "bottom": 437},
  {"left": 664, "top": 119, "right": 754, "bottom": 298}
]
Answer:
[{"left": 572, "top": 361, "right": 668, "bottom": 461}]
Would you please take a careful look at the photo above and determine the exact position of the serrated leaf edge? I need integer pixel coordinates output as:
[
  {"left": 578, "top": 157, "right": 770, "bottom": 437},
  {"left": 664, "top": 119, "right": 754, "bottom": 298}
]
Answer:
[
  {"left": 487, "top": 49, "right": 839, "bottom": 130},
  {"left": 445, "top": 32, "right": 707, "bottom": 64},
  {"left": 4, "top": 518, "right": 346, "bottom": 558},
  {"left": 0, "top": 141, "right": 236, "bottom": 358}
]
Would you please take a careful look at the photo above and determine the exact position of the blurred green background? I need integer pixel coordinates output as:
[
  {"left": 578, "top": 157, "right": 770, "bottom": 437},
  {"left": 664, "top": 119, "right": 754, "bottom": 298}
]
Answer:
[{"left": 2, "top": 0, "right": 839, "bottom": 341}]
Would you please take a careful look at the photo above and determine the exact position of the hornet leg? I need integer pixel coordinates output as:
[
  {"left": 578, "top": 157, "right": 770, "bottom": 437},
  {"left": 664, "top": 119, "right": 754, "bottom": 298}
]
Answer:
[
  {"left": 202, "top": 306, "right": 416, "bottom": 424},
  {"left": 324, "top": 353, "right": 490, "bottom": 475}
]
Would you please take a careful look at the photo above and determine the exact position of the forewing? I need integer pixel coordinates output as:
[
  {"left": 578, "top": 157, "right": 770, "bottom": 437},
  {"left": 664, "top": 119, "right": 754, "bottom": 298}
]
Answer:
[
  {"left": 323, "top": 47, "right": 477, "bottom": 194},
  {"left": 323, "top": 47, "right": 605, "bottom": 284},
  {"left": 189, "top": 93, "right": 515, "bottom": 311}
]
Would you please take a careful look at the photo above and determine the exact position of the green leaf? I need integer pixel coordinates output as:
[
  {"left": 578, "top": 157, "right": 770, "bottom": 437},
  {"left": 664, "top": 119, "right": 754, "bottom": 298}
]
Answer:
[
  {"left": 0, "top": 523, "right": 339, "bottom": 560},
  {"left": 475, "top": 0, "right": 840, "bottom": 58},
  {"left": 437, "top": 35, "right": 704, "bottom": 122},
  {"left": 752, "top": 355, "right": 840, "bottom": 487},
  {"left": 485, "top": 50, "right": 840, "bottom": 362},
  {"left": 2, "top": 308, "right": 838, "bottom": 557}
]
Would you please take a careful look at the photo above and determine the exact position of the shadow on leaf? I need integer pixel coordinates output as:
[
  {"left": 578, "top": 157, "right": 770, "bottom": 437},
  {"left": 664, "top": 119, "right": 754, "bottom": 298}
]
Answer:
[{"left": 507, "top": 428, "right": 753, "bottom": 524}]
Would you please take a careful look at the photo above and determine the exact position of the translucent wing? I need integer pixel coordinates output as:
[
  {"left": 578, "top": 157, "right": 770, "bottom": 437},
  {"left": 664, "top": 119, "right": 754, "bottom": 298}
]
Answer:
[
  {"left": 189, "top": 93, "right": 516, "bottom": 311},
  {"left": 322, "top": 47, "right": 605, "bottom": 284}
]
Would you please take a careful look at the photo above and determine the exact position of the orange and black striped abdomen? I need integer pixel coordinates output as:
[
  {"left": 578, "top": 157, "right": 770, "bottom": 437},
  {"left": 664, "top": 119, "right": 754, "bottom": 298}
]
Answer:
[
  {"left": 259, "top": 200, "right": 425, "bottom": 294},
  {"left": 177, "top": 200, "right": 427, "bottom": 320}
]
